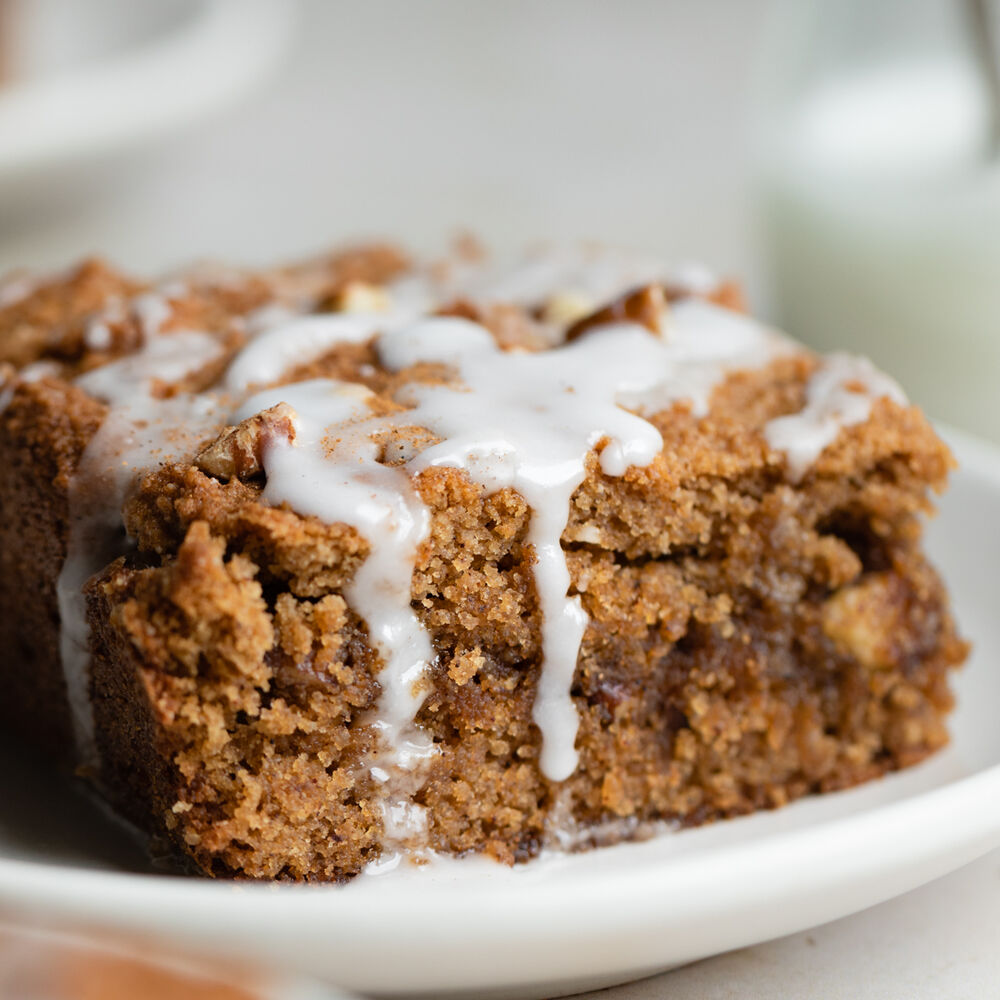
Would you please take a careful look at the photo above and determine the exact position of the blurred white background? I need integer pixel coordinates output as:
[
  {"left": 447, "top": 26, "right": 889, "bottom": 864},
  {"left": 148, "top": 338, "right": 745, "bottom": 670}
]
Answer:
[
  {"left": 6, "top": 0, "right": 1000, "bottom": 435},
  {"left": 0, "top": 0, "right": 768, "bottom": 283}
]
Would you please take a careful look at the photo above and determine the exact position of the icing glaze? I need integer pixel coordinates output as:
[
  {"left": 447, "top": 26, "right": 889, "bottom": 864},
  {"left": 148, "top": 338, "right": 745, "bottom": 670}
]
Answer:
[
  {"left": 225, "top": 314, "right": 385, "bottom": 393},
  {"left": 59, "top": 330, "right": 225, "bottom": 761},
  {"left": 376, "top": 317, "right": 674, "bottom": 779},
  {"left": 764, "top": 352, "right": 907, "bottom": 481},
  {"left": 452, "top": 245, "right": 669, "bottom": 307},
  {"left": 233, "top": 379, "right": 436, "bottom": 779}
]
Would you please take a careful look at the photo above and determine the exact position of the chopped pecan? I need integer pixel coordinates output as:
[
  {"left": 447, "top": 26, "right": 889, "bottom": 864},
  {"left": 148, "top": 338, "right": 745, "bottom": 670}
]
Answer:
[
  {"left": 374, "top": 424, "right": 441, "bottom": 466},
  {"left": 195, "top": 402, "right": 296, "bottom": 481},
  {"left": 539, "top": 290, "right": 594, "bottom": 327},
  {"left": 329, "top": 280, "right": 392, "bottom": 314},
  {"left": 565, "top": 283, "right": 667, "bottom": 342}
]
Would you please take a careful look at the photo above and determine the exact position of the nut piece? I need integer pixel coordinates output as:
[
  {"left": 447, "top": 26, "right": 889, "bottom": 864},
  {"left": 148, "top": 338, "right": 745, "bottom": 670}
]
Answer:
[
  {"left": 376, "top": 424, "right": 442, "bottom": 466},
  {"left": 195, "top": 402, "right": 296, "bottom": 481},
  {"left": 565, "top": 283, "right": 667, "bottom": 342},
  {"left": 821, "top": 572, "right": 906, "bottom": 670},
  {"left": 330, "top": 280, "right": 392, "bottom": 314}
]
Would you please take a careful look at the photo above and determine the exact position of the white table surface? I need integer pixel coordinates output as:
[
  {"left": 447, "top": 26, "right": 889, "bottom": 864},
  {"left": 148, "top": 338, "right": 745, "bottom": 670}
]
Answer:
[
  {"left": 0, "top": 2, "right": 993, "bottom": 997},
  {"left": 581, "top": 848, "right": 1000, "bottom": 999}
]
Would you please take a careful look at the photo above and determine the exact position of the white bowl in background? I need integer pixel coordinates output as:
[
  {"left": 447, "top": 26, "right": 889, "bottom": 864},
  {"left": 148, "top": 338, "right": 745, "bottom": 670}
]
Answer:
[{"left": 0, "top": 0, "right": 294, "bottom": 205}]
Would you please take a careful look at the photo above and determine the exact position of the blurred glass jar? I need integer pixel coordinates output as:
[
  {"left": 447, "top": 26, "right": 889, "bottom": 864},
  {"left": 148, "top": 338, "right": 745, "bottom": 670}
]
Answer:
[{"left": 755, "top": 0, "right": 1000, "bottom": 438}]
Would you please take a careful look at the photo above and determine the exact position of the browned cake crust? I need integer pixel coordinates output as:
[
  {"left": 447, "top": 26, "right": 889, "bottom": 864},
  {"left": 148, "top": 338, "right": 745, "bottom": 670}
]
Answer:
[{"left": 0, "top": 246, "right": 967, "bottom": 881}]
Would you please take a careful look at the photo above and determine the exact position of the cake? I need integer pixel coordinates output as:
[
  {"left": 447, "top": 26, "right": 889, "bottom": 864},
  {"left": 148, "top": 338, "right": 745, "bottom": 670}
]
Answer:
[{"left": 0, "top": 242, "right": 967, "bottom": 881}]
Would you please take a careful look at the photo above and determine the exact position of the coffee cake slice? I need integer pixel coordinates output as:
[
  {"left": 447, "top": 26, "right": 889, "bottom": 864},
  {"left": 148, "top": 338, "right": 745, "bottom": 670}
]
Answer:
[{"left": 0, "top": 244, "right": 966, "bottom": 880}]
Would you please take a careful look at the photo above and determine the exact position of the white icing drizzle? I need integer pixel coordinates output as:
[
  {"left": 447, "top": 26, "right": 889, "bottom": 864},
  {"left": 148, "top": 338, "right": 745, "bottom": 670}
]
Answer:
[
  {"left": 83, "top": 320, "right": 113, "bottom": 352},
  {"left": 228, "top": 379, "right": 436, "bottom": 842},
  {"left": 0, "top": 271, "right": 41, "bottom": 310},
  {"left": 452, "top": 245, "right": 669, "bottom": 307},
  {"left": 78, "top": 331, "right": 222, "bottom": 401},
  {"left": 83, "top": 296, "right": 126, "bottom": 352},
  {"left": 225, "top": 314, "right": 383, "bottom": 393},
  {"left": 232, "top": 380, "right": 436, "bottom": 774},
  {"left": 131, "top": 292, "right": 174, "bottom": 339},
  {"left": 59, "top": 330, "right": 225, "bottom": 762},
  {"left": 669, "top": 261, "right": 720, "bottom": 295},
  {"left": 621, "top": 299, "right": 795, "bottom": 418},
  {"left": 764, "top": 352, "right": 907, "bottom": 481}
]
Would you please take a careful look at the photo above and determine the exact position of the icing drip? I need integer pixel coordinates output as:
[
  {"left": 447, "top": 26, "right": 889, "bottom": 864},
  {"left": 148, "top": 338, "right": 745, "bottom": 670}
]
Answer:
[
  {"left": 764, "top": 353, "right": 907, "bottom": 481},
  {"left": 225, "top": 314, "right": 385, "bottom": 393},
  {"left": 377, "top": 318, "right": 673, "bottom": 780},
  {"left": 59, "top": 331, "right": 225, "bottom": 762},
  {"left": 452, "top": 245, "right": 671, "bottom": 307},
  {"left": 229, "top": 379, "right": 435, "bottom": 842},
  {"left": 619, "top": 299, "right": 795, "bottom": 417},
  {"left": 131, "top": 292, "right": 174, "bottom": 339},
  {"left": 232, "top": 380, "right": 435, "bottom": 771}
]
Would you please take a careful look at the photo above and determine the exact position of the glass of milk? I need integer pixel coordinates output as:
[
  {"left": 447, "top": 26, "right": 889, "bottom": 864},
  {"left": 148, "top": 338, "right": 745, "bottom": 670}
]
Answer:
[{"left": 756, "top": 0, "right": 1000, "bottom": 439}]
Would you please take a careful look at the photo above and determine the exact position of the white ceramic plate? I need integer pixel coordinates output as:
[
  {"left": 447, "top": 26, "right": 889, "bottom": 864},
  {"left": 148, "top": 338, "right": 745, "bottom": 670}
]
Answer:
[{"left": 1, "top": 426, "right": 998, "bottom": 1000}]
